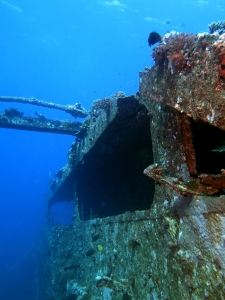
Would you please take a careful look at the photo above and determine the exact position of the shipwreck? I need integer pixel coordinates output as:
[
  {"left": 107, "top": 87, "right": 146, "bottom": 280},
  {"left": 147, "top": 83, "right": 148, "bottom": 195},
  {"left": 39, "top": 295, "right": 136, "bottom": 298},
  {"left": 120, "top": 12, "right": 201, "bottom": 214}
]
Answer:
[{"left": 2, "top": 27, "right": 225, "bottom": 299}]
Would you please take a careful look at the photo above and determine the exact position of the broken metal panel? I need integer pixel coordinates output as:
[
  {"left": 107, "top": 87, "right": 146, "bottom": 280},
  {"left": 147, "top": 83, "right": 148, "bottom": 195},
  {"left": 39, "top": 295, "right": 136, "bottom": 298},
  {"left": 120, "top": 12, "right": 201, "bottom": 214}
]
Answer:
[
  {"left": 0, "top": 108, "right": 83, "bottom": 136},
  {"left": 144, "top": 163, "right": 225, "bottom": 195}
]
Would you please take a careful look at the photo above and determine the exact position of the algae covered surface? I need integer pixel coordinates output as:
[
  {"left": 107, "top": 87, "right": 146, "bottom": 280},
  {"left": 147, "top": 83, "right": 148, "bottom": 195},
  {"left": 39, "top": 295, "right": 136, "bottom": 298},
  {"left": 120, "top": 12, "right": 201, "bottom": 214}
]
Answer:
[{"left": 38, "top": 29, "right": 225, "bottom": 300}]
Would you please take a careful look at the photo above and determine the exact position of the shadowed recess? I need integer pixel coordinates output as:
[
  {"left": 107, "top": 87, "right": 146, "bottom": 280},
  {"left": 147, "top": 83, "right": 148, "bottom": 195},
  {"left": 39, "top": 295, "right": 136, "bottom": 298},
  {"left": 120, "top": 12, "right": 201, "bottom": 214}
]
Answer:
[{"left": 76, "top": 100, "right": 154, "bottom": 220}]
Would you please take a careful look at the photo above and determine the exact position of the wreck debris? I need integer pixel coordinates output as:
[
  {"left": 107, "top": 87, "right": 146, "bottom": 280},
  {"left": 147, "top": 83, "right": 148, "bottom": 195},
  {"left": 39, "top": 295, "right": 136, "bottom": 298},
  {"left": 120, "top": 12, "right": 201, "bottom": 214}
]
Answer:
[
  {"left": 0, "top": 108, "right": 83, "bottom": 136},
  {"left": 198, "top": 173, "right": 225, "bottom": 190},
  {"left": 0, "top": 96, "right": 88, "bottom": 118},
  {"left": 144, "top": 164, "right": 225, "bottom": 195}
]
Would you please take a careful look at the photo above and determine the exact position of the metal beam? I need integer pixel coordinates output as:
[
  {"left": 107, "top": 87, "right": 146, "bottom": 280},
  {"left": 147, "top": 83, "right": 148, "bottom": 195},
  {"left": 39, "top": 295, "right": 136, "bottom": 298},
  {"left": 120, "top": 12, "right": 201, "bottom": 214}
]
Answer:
[
  {"left": 0, "top": 96, "right": 88, "bottom": 118},
  {"left": 0, "top": 108, "right": 85, "bottom": 136}
]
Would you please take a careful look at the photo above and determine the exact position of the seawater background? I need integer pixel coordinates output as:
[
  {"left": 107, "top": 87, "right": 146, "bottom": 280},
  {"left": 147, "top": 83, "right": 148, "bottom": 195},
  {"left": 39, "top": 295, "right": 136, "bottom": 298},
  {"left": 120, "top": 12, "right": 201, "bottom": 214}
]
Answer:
[{"left": 0, "top": 0, "right": 224, "bottom": 299}]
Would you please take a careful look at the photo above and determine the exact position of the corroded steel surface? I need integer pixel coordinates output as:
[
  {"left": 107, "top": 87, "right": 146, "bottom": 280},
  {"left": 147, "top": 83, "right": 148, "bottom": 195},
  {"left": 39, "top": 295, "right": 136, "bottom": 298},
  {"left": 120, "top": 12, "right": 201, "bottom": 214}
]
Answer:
[
  {"left": 38, "top": 32, "right": 225, "bottom": 300},
  {"left": 0, "top": 108, "right": 83, "bottom": 135},
  {"left": 140, "top": 32, "right": 225, "bottom": 131}
]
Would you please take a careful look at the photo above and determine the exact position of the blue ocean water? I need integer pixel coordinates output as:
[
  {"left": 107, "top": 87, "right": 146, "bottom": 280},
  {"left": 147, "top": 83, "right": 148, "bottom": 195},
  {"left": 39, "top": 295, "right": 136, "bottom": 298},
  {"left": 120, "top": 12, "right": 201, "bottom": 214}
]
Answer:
[{"left": 0, "top": 0, "right": 224, "bottom": 299}]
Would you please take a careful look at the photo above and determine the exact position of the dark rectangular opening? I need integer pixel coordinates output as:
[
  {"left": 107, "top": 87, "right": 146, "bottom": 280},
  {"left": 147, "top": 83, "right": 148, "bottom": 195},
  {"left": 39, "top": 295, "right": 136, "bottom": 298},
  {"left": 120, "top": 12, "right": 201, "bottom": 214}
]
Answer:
[
  {"left": 76, "top": 99, "right": 154, "bottom": 220},
  {"left": 191, "top": 119, "right": 225, "bottom": 174}
]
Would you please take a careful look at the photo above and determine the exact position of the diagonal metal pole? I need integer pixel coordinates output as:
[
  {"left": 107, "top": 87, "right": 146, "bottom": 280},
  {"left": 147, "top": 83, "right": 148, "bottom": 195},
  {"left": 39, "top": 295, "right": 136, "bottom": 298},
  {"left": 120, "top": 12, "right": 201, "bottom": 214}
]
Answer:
[{"left": 0, "top": 96, "right": 88, "bottom": 118}]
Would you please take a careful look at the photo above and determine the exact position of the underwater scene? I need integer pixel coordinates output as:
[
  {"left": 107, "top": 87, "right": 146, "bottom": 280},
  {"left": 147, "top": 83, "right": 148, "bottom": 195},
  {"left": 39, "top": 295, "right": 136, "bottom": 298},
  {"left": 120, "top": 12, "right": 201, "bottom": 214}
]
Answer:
[{"left": 0, "top": 0, "right": 225, "bottom": 299}]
